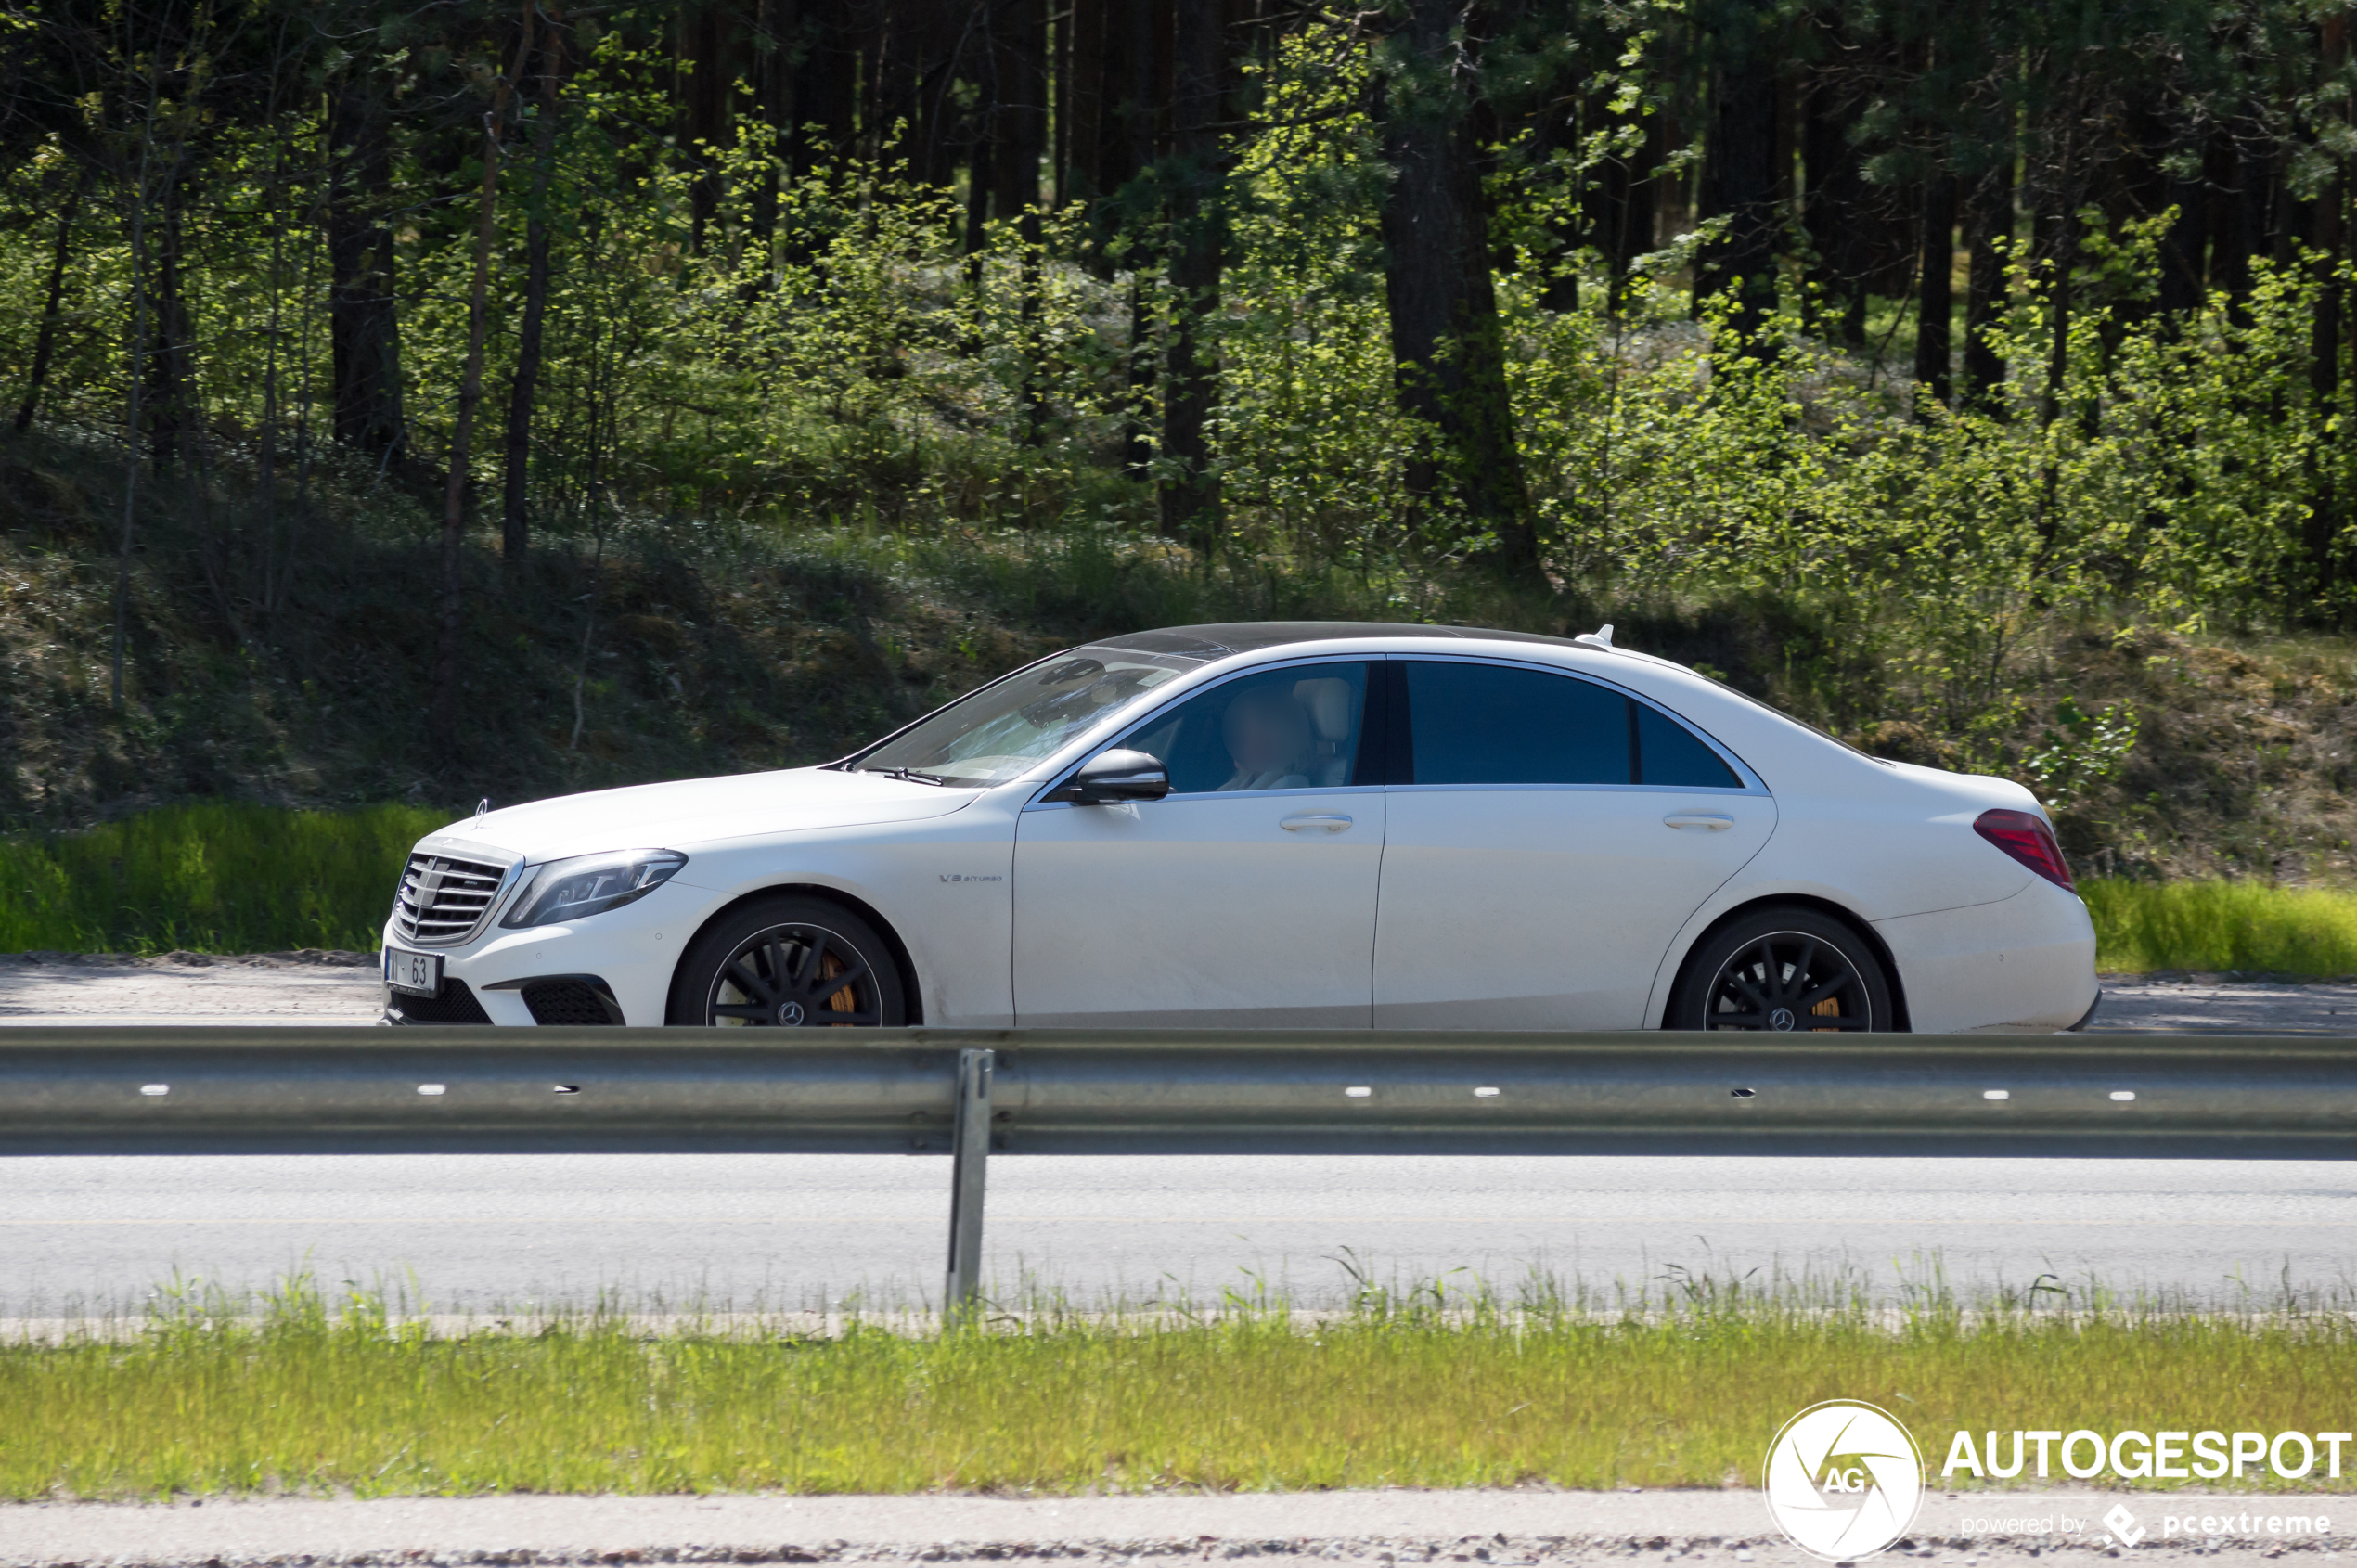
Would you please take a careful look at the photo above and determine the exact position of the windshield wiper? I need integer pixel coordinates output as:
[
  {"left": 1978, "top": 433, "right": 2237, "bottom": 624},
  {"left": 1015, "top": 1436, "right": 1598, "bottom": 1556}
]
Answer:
[{"left": 879, "top": 765, "right": 950, "bottom": 786}]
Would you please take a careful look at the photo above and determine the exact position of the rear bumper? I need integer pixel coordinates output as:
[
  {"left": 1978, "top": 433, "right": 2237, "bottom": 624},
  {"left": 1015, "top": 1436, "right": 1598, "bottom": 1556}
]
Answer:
[{"left": 1873, "top": 880, "right": 2100, "bottom": 1034}]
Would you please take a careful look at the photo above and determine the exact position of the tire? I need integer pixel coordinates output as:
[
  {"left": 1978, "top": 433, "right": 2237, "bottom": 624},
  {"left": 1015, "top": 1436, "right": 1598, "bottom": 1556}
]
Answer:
[
  {"left": 1666, "top": 906, "right": 1896, "bottom": 1033},
  {"left": 666, "top": 894, "right": 908, "bottom": 1027}
]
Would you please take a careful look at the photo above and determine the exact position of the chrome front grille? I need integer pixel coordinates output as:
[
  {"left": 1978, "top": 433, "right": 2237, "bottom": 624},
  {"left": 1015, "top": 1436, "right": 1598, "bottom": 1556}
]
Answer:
[{"left": 390, "top": 852, "right": 511, "bottom": 945}]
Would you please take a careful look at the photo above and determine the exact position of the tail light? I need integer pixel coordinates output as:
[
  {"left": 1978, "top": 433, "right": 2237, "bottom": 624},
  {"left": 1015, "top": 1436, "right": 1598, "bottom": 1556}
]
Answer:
[{"left": 1974, "top": 808, "right": 2075, "bottom": 892}]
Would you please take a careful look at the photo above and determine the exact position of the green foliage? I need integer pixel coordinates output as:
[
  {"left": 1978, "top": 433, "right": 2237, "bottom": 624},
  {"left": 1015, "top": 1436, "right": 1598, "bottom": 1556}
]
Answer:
[
  {"left": 2085, "top": 878, "right": 2357, "bottom": 976},
  {"left": 12, "top": 3, "right": 2357, "bottom": 866},
  {"left": 2024, "top": 699, "right": 2140, "bottom": 808},
  {"left": 0, "top": 802, "right": 444, "bottom": 952},
  {"left": 2, "top": 1272, "right": 2349, "bottom": 1498}
]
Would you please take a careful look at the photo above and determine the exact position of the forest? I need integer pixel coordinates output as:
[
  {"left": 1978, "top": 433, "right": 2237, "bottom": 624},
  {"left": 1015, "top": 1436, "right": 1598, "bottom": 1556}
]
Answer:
[{"left": 5, "top": 0, "right": 2357, "bottom": 880}]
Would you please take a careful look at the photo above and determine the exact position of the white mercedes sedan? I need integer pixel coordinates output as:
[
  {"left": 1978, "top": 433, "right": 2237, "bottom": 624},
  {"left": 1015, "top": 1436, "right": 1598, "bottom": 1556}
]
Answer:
[{"left": 380, "top": 622, "right": 2098, "bottom": 1033}]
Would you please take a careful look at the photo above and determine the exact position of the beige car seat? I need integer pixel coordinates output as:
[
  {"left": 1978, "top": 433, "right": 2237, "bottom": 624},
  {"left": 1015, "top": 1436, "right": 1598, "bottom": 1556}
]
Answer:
[{"left": 1293, "top": 677, "right": 1356, "bottom": 786}]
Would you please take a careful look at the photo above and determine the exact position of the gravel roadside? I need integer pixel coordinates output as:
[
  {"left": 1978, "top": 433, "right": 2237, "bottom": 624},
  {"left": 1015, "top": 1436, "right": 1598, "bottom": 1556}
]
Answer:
[
  {"left": 0, "top": 950, "right": 382, "bottom": 1025},
  {"left": 3, "top": 1489, "right": 2341, "bottom": 1568}
]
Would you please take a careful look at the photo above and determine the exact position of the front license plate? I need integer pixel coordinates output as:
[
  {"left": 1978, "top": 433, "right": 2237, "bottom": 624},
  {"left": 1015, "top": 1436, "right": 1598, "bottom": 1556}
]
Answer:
[{"left": 383, "top": 946, "right": 443, "bottom": 997}]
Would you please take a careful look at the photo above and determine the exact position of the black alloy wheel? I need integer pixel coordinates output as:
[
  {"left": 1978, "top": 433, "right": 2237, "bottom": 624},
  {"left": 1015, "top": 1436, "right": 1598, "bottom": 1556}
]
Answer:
[
  {"left": 1668, "top": 906, "right": 1894, "bottom": 1032},
  {"left": 667, "top": 894, "right": 908, "bottom": 1027}
]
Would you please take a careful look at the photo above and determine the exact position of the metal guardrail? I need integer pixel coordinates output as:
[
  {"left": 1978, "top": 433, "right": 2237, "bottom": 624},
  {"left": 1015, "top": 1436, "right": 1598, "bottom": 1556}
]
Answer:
[{"left": 2, "top": 1027, "right": 2352, "bottom": 1305}]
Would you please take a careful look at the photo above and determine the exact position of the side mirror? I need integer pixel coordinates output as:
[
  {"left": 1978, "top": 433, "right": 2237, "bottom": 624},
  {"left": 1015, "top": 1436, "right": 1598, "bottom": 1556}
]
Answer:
[{"left": 1045, "top": 748, "right": 1170, "bottom": 805}]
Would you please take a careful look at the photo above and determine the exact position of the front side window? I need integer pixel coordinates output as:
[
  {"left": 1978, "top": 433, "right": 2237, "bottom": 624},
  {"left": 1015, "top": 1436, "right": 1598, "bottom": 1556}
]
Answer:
[
  {"left": 1403, "top": 660, "right": 1740, "bottom": 788},
  {"left": 1119, "top": 662, "right": 1370, "bottom": 794},
  {"left": 851, "top": 647, "right": 1199, "bottom": 786}
]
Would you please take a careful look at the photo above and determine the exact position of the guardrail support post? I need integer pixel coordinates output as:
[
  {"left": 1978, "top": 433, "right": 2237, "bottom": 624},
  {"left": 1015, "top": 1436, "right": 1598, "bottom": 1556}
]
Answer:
[{"left": 944, "top": 1047, "right": 994, "bottom": 1314}]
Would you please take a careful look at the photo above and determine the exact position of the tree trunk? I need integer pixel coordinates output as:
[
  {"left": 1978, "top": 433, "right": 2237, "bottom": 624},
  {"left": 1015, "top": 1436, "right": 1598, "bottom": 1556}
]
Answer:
[
  {"left": 1913, "top": 174, "right": 1955, "bottom": 406},
  {"left": 2033, "top": 186, "right": 2077, "bottom": 550},
  {"left": 1378, "top": 0, "right": 1534, "bottom": 567},
  {"left": 2041, "top": 203, "right": 2074, "bottom": 430},
  {"left": 1157, "top": 0, "right": 1221, "bottom": 546},
  {"left": 1066, "top": 0, "right": 1106, "bottom": 211},
  {"left": 2310, "top": 17, "right": 2349, "bottom": 610},
  {"left": 2208, "top": 123, "right": 2274, "bottom": 322},
  {"left": 327, "top": 74, "right": 405, "bottom": 461},
  {"left": 1124, "top": 276, "right": 1153, "bottom": 476},
  {"left": 789, "top": 0, "right": 856, "bottom": 182},
  {"left": 1112, "top": 0, "right": 1161, "bottom": 474},
  {"left": 1963, "top": 160, "right": 2012, "bottom": 406},
  {"left": 997, "top": 0, "right": 1050, "bottom": 442},
  {"left": 2157, "top": 162, "right": 2207, "bottom": 317},
  {"left": 679, "top": 1, "right": 733, "bottom": 254},
  {"left": 1700, "top": 54, "right": 1780, "bottom": 339},
  {"left": 1051, "top": 0, "right": 1073, "bottom": 206},
  {"left": 2311, "top": 164, "right": 2343, "bottom": 607},
  {"left": 1099, "top": 0, "right": 1155, "bottom": 202},
  {"left": 505, "top": 15, "right": 567, "bottom": 582},
  {"left": 993, "top": 0, "right": 1046, "bottom": 219},
  {"left": 963, "top": 58, "right": 993, "bottom": 288},
  {"left": 1581, "top": 93, "right": 1660, "bottom": 310},
  {"left": 750, "top": 0, "right": 794, "bottom": 238},
  {"left": 112, "top": 78, "right": 162, "bottom": 714},
  {"left": 12, "top": 168, "right": 84, "bottom": 432},
  {"left": 146, "top": 166, "right": 198, "bottom": 472},
  {"left": 431, "top": 5, "right": 533, "bottom": 765},
  {"left": 1803, "top": 71, "right": 1869, "bottom": 347}
]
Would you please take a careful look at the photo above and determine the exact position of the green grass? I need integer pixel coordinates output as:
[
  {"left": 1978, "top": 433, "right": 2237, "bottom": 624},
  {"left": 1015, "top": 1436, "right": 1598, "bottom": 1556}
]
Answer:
[
  {"left": 2085, "top": 877, "right": 2357, "bottom": 976},
  {"left": 0, "top": 801, "right": 448, "bottom": 954},
  {"left": 3, "top": 1279, "right": 2349, "bottom": 1498}
]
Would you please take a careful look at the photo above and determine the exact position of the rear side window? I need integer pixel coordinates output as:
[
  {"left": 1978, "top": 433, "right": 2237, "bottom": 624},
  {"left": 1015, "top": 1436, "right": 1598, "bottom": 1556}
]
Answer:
[
  {"left": 1402, "top": 660, "right": 1741, "bottom": 788},
  {"left": 1404, "top": 662, "right": 1629, "bottom": 784},
  {"left": 1635, "top": 703, "right": 1741, "bottom": 788}
]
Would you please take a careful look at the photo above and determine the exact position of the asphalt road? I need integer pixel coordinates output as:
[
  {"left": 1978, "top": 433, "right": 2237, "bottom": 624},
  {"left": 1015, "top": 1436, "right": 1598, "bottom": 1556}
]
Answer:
[
  {"left": 7, "top": 1146, "right": 2355, "bottom": 1315},
  {"left": 5, "top": 962, "right": 2356, "bottom": 1314}
]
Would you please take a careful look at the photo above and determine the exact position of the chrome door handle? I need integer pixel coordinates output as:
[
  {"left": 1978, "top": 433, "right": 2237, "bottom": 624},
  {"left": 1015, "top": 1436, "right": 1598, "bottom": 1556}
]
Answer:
[
  {"left": 1664, "top": 811, "right": 1735, "bottom": 831},
  {"left": 1281, "top": 813, "right": 1354, "bottom": 833}
]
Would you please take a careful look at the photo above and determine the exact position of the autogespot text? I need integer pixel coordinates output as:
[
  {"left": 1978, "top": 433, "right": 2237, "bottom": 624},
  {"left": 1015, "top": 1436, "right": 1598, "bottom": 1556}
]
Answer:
[{"left": 1943, "top": 1429, "right": 2354, "bottom": 1482}]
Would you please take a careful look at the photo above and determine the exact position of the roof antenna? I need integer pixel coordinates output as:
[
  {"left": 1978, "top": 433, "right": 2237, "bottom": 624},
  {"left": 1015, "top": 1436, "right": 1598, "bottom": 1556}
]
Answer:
[{"left": 1573, "top": 623, "right": 1616, "bottom": 650}]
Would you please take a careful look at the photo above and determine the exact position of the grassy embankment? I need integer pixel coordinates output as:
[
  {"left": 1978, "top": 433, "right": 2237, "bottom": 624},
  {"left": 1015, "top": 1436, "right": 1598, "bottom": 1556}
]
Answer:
[
  {"left": 1, "top": 1283, "right": 2348, "bottom": 1497},
  {"left": 2081, "top": 880, "right": 2357, "bottom": 976},
  {"left": 0, "top": 801, "right": 444, "bottom": 953},
  {"left": 7, "top": 802, "right": 2357, "bottom": 971}
]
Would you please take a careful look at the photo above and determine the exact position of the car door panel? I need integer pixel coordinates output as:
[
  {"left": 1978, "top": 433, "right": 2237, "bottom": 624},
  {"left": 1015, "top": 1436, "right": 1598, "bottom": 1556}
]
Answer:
[
  {"left": 1012, "top": 660, "right": 1384, "bottom": 1028},
  {"left": 1013, "top": 788, "right": 1385, "bottom": 1026},
  {"left": 1374, "top": 785, "right": 1772, "bottom": 1028},
  {"left": 1372, "top": 658, "right": 1774, "bottom": 1030}
]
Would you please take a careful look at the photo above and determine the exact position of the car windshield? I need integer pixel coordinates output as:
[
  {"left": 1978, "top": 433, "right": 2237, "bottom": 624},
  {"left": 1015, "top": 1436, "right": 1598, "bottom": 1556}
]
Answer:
[{"left": 847, "top": 646, "right": 1201, "bottom": 787}]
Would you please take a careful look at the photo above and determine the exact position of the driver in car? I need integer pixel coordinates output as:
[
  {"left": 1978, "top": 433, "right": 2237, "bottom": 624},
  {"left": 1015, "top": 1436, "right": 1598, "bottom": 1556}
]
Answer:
[{"left": 1217, "top": 686, "right": 1314, "bottom": 791}]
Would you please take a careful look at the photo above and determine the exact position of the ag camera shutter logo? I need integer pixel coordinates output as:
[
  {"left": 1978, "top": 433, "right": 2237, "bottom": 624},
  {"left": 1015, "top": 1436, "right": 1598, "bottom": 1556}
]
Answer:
[{"left": 1763, "top": 1400, "right": 1926, "bottom": 1561}]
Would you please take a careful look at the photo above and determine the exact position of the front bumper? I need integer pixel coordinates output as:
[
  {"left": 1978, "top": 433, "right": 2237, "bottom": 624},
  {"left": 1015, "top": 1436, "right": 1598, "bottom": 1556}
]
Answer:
[{"left": 380, "top": 880, "right": 702, "bottom": 1025}]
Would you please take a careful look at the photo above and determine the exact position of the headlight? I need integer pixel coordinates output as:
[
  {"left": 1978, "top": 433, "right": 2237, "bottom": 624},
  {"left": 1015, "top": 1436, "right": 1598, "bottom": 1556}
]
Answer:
[{"left": 500, "top": 849, "right": 687, "bottom": 929}]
